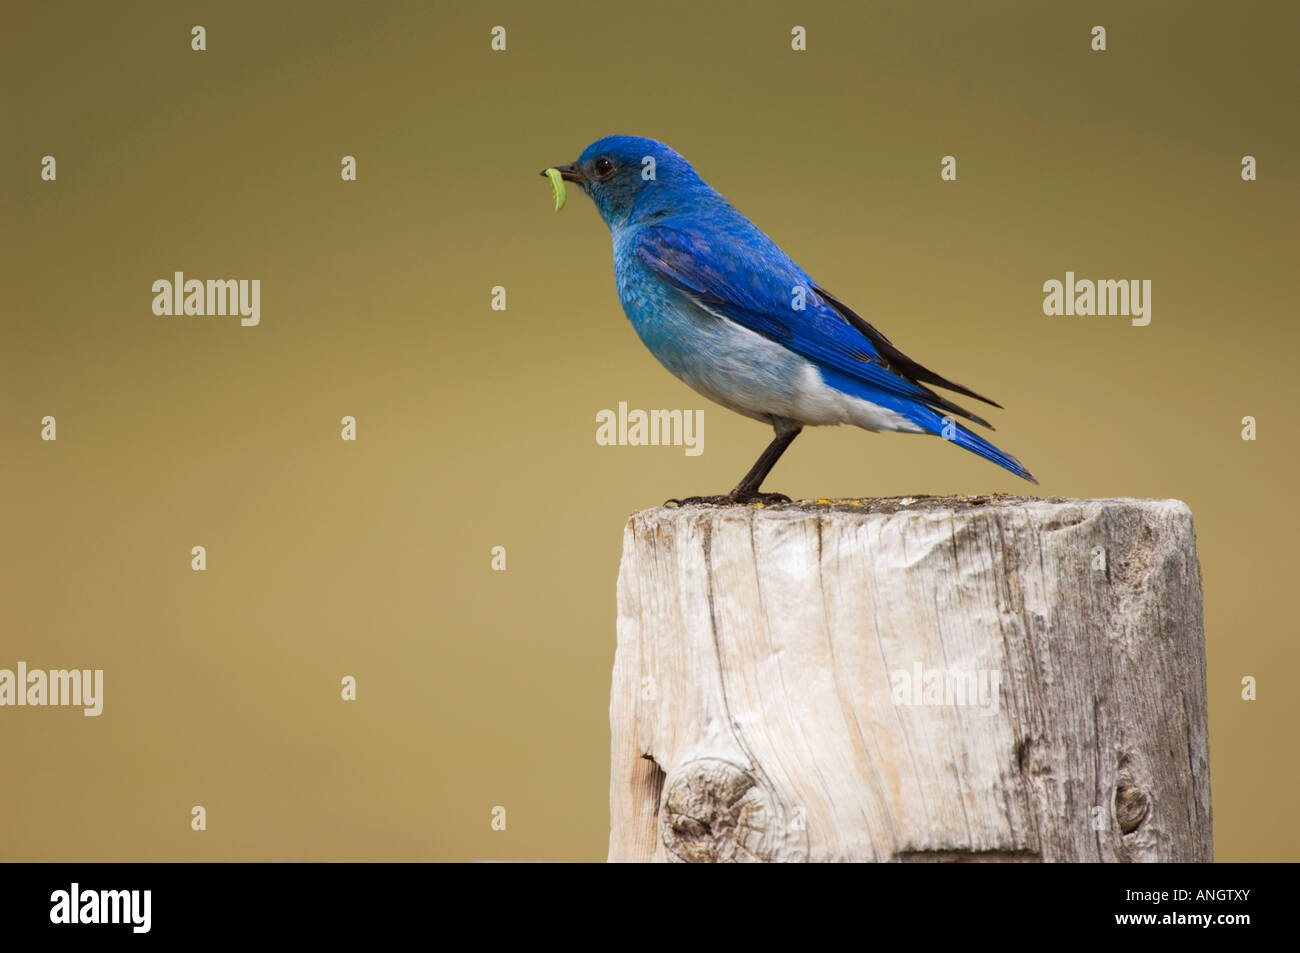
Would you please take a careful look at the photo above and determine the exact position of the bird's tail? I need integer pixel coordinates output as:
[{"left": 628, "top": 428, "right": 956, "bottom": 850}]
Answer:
[
  {"left": 821, "top": 368, "right": 1037, "bottom": 483},
  {"left": 907, "top": 403, "right": 1038, "bottom": 484}
]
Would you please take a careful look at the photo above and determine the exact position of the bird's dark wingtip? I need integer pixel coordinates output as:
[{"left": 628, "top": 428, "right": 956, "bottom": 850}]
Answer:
[{"left": 814, "top": 283, "right": 1007, "bottom": 411}]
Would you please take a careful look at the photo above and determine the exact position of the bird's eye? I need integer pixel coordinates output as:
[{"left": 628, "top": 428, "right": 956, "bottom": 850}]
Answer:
[{"left": 594, "top": 157, "right": 615, "bottom": 177}]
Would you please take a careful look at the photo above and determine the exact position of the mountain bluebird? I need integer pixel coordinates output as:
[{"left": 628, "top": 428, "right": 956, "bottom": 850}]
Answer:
[{"left": 543, "top": 135, "right": 1035, "bottom": 503}]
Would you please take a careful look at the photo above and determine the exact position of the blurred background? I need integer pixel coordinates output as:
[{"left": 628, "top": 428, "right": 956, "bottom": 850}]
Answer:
[{"left": 2, "top": 0, "right": 1296, "bottom": 860}]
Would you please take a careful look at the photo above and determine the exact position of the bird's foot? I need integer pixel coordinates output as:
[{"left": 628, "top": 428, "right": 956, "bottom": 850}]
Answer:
[
  {"left": 664, "top": 490, "right": 793, "bottom": 507},
  {"left": 731, "top": 489, "right": 792, "bottom": 505}
]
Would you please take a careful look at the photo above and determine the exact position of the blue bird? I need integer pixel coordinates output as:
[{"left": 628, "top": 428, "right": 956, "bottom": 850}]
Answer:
[{"left": 543, "top": 135, "right": 1036, "bottom": 503}]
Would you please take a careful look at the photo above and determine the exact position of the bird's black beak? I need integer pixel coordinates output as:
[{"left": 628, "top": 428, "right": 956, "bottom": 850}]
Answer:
[{"left": 540, "top": 163, "right": 585, "bottom": 184}]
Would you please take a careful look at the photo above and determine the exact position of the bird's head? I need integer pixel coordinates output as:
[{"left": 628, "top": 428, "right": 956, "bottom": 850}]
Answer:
[{"left": 542, "top": 135, "right": 704, "bottom": 229}]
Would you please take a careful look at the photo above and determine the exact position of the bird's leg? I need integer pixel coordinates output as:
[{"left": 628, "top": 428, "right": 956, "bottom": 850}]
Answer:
[
  {"left": 726, "top": 425, "right": 801, "bottom": 502},
  {"left": 667, "top": 425, "right": 802, "bottom": 506}
]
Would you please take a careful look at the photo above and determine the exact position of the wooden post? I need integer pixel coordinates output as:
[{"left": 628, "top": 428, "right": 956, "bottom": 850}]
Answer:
[{"left": 609, "top": 496, "right": 1211, "bottom": 863}]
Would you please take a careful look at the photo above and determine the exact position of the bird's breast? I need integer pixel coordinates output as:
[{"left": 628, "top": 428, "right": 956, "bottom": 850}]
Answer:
[{"left": 609, "top": 249, "right": 809, "bottom": 424}]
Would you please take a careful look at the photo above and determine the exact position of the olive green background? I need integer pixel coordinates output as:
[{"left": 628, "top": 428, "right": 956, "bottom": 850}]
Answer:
[{"left": 2, "top": 1, "right": 1296, "bottom": 861}]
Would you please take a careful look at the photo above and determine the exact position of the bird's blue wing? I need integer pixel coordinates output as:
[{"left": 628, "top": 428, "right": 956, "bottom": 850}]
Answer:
[
  {"left": 632, "top": 223, "right": 993, "bottom": 428},
  {"left": 633, "top": 222, "right": 1036, "bottom": 482}
]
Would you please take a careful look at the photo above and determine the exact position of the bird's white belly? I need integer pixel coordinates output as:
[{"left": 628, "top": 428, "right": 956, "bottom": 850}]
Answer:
[
  {"left": 788, "top": 363, "right": 924, "bottom": 433},
  {"left": 648, "top": 299, "right": 923, "bottom": 434}
]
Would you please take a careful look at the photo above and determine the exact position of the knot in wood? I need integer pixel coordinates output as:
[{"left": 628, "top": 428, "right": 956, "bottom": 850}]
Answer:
[
  {"left": 1115, "top": 782, "right": 1151, "bottom": 834},
  {"left": 660, "top": 758, "right": 803, "bottom": 862}
]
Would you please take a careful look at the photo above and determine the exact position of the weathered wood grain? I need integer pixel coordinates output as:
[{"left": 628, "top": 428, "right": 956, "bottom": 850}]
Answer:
[{"left": 609, "top": 496, "right": 1211, "bottom": 863}]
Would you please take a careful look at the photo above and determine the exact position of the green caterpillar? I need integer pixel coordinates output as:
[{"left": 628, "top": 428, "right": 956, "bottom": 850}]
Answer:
[{"left": 544, "top": 167, "right": 566, "bottom": 212}]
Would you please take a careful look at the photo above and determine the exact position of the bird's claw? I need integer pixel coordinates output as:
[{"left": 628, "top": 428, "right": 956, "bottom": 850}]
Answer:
[
  {"left": 664, "top": 494, "right": 733, "bottom": 507},
  {"left": 664, "top": 490, "right": 793, "bottom": 507},
  {"left": 731, "top": 490, "right": 792, "bottom": 505}
]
